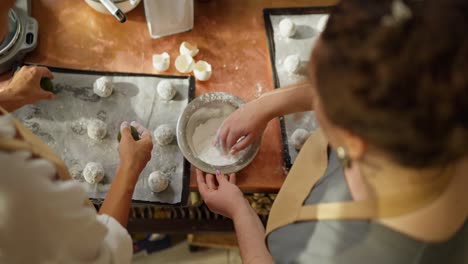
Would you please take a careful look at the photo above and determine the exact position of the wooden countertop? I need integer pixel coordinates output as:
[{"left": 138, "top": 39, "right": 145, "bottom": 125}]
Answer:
[{"left": 24, "top": 0, "right": 336, "bottom": 192}]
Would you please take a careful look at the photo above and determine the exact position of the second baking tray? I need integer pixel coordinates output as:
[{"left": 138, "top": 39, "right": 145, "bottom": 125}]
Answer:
[{"left": 264, "top": 7, "right": 332, "bottom": 170}]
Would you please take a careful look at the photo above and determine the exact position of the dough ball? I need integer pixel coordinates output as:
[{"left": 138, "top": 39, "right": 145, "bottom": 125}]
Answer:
[
  {"left": 117, "top": 126, "right": 140, "bottom": 142},
  {"left": 93, "top": 76, "right": 113, "bottom": 98},
  {"left": 279, "top": 18, "right": 296, "bottom": 38},
  {"left": 148, "top": 171, "right": 170, "bottom": 193},
  {"left": 87, "top": 119, "right": 107, "bottom": 140},
  {"left": 83, "top": 162, "right": 105, "bottom": 184},
  {"left": 69, "top": 164, "right": 82, "bottom": 180},
  {"left": 290, "top": 128, "right": 311, "bottom": 150},
  {"left": 157, "top": 80, "right": 176, "bottom": 101},
  {"left": 40, "top": 77, "right": 58, "bottom": 94},
  {"left": 283, "top": 54, "right": 301, "bottom": 74},
  {"left": 154, "top": 124, "right": 175, "bottom": 146}
]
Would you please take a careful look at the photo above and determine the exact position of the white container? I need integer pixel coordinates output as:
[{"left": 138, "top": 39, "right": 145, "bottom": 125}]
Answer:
[{"left": 144, "top": 0, "right": 194, "bottom": 39}]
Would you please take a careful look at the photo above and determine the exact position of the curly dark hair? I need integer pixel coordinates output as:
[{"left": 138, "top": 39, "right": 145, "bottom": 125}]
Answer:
[{"left": 313, "top": 0, "right": 468, "bottom": 167}]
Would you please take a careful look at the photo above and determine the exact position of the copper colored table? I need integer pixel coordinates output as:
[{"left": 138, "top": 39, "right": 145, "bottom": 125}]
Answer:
[{"left": 15, "top": 0, "right": 336, "bottom": 233}]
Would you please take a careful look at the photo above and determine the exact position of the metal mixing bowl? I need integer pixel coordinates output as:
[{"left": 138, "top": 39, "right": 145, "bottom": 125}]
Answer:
[{"left": 177, "top": 92, "right": 261, "bottom": 174}]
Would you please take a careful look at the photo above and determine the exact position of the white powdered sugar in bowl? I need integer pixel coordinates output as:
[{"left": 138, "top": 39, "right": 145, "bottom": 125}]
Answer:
[
  {"left": 188, "top": 104, "right": 248, "bottom": 167},
  {"left": 177, "top": 92, "right": 261, "bottom": 174}
]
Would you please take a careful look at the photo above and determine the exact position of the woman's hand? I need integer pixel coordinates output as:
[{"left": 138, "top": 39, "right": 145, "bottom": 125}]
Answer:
[
  {"left": 217, "top": 83, "right": 315, "bottom": 154},
  {"left": 0, "top": 66, "right": 55, "bottom": 111},
  {"left": 118, "top": 121, "right": 153, "bottom": 182},
  {"left": 100, "top": 121, "right": 153, "bottom": 227},
  {"left": 217, "top": 99, "right": 271, "bottom": 154},
  {"left": 196, "top": 169, "right": 246, "bottom": 219},
  {"left": 197, "top": 169, "right": 274, "bottom": 264}
]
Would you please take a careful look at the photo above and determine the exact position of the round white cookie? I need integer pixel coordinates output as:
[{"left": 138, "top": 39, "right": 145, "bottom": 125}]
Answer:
[
  {"left": 153, "top": 124, "right": 175, "bottom": 146},
  {"left": 83, "top": 162, "right": 105, "bottom": 184},
  {"left": 279, "top": 18, "right": 296, "bottom": 38},
  {"left": 148, "top": 171, "right": 170, "bottom": 193},
  {"left": 290, "top": 128, "right": 311, "bottom": 150},
  {"left": 93, "top": 76, "right": 113, "bottom": 98},
  {"left": 284, "top": 54, "right": 301, "bottom": 74},
  {"left": 87, "top": 119, "right": 107, "bottom": 140},
  {"left": 157, "top": 80, "right": 176, "bottom": 101}
]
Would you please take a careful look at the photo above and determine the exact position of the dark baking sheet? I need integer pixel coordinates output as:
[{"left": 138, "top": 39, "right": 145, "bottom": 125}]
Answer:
[
  {"left": 264, "top": 7, "right": 332, "bottom": 170},
  {"left": 15, "top": 65, "right": 195, "bottom": 206}
]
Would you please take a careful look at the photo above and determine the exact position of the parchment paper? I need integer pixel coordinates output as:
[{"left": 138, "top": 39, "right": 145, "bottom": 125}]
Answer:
[
  {"left": 269, "top": 13, "right": 329, "bottom": 165},
  {"left": 14, "top": 68, "right": 192, "bottom": 204}
]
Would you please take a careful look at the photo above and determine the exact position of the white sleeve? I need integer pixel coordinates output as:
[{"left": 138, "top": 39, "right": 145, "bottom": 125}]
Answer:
[
  {"left": 0, "top": 151, "right": 133, "bottom": 264},
  {"left": 96, "top": 214, "right": 134, "bottom": 263}
]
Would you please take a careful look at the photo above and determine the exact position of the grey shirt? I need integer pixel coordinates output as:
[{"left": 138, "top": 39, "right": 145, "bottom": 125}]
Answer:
[{"left": 267, "top": 151, "right": 468, "bottom": 264}]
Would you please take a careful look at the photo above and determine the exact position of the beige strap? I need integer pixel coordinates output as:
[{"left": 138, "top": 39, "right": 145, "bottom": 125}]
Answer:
[
  {"left": 297, "top": 166, "right": 452, "bottom": 221},
  {"left": 12, "top": 118, "right": 73, "bottom": 180},
  {"left": 266, "top": 128, "right": 453, "bottom": 238},
  {"left": 266, "top": 130, "right": 328, "bottom": 234}
]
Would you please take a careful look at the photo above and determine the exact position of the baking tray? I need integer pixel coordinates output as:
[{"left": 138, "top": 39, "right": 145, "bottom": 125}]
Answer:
[
  {"left": 264, "top": 7, "right": 332, "bottom": 170},
  {"left": 14, "top": 66, "right": 195, "bottom": 206}
]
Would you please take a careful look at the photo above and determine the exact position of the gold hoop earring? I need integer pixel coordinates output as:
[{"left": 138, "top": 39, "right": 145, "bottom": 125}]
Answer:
[{"left": 336, "top": 146, "right": 352, "bottom": 169}]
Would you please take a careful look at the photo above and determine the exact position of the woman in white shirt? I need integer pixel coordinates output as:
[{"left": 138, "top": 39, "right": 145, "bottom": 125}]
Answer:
[
  {"left": 1, "top": 0, "right": 155, "bottom": 261},
  {"left": 0, "top": 66, "right": 153, "bottom": 263}
]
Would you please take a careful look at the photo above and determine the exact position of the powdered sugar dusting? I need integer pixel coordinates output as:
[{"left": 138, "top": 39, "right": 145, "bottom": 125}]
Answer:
[{"left": 256, "top": 83, "right": 263, "bottom": 98}]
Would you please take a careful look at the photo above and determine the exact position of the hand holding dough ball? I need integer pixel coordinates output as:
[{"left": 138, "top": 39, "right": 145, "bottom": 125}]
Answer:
[
  {"left": 117, "top": 125, "right": 140, "bottom": 142},
  {"left": 279, "top": 18, "right": 296, "bottom": 38},
  {"left": 87, "top": 119, "right": 107, "bottom": 140},
  {"left": 179, "top": 41, "right": 199, "bottom": 57},
  {"left": 148, "top": 171, "right": 170, "bottom": 193},
  {"left": 284, "top": 54, "right": 301, "bottom": 74},
  {"left": 154, "top": 124, "right": 175, "bottom": 146},
  {"left": 83, "top": 162, "right": 105, "bottom": 184},
  {"left": 153, "top": 52, "right": 170, "bottom": 72},
  {"left": 93, "top": 76, "right": 113, "bottom": 98},
  {"left": 175, "top": 54, "right": 195, "bottom": 73},
  {"left": 290, "top": 128, "right": 311, "bottom": 150},
  {"left": 40, "top": 77, "right": 59, "bottom": 94},
  {"left": 157, "top": 80, "right": 176, "bottom": 101},
  {"left": 194, "top": 61, "right": 212, "bottom": 81}
]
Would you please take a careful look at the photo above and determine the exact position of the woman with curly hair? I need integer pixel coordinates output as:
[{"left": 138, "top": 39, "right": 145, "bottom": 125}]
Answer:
[{"left": 198, "top": 0, "right": 468, "bottom": 263}]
